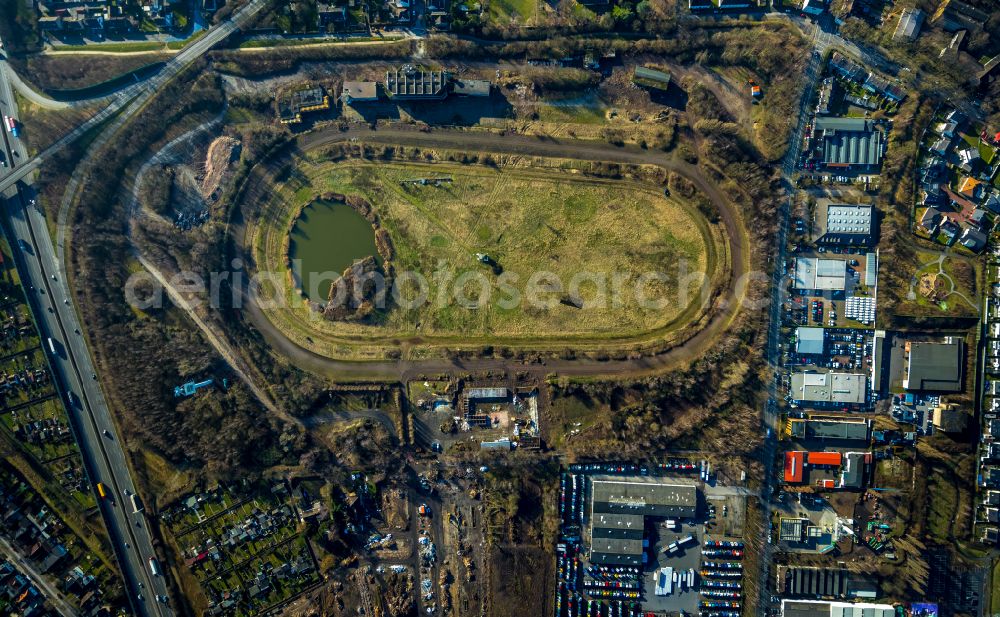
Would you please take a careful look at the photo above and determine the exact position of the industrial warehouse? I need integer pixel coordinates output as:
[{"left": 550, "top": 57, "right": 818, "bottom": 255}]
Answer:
[
  {"left": 808, "top": 117, "right": 886, "bottom": 172},
  {"left": 556, "top": 463, "right": 747, "bottom": 614},
  {"left": 588, "top": 476, "right": 698, "bottom": 566}
]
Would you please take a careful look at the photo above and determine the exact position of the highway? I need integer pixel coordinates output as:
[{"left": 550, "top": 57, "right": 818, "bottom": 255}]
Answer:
[
  {"left": 0, "top": 1, "right": 273, "bottom": 614},
  {"left": 0, "top": 70, "right": 172, "bottom": 615},
  {"left": 0, "top": 0, "right": 270, "bottom": 195},
  {"left": 754, "top": 20, "right": 836, "bottom": 617}
]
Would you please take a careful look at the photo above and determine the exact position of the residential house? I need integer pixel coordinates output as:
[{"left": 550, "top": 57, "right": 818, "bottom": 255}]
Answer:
[
  {"left": 960, "top": 227, "right": 988, "bottom": 252},
  {"left": 920, "top": 208, "right": 943, "bottom": 236},
  {"left": 940, "top": 220, "right": 961, "bottom": 242},
  {"left": 985, "top": 193, "right": 1000, "bottom": 215},
  {"left": 958, "top": 147, "right": 980, "bottom": 172},
  {"left": 929, "top": 0, "right": 989, "bottom": 33},
  {"left": 958, "top": 176, "right": 985, "bottom": 201},
  {"left": 829, "top": 52, "right": 866, "bottom": 82},
  {"left": 317, "top": 3, "right": 347, "bottom": 29},
  {"left": 936, "top": 121, "right": 958, "bottom": 138},
  {"left": 862, "top": 72, "right": 906, "bottom": 102},
  {"left": 970, "top": 208, "right": 991, "bottom": 230},
  {"left": 892, "top": 8, "right": 924, "bottom": 42},
  {"left": 930, "top": 136, "right": 952, "bottom": 156}
]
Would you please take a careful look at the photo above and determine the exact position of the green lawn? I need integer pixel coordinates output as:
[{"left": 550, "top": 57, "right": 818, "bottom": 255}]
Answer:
[
  {"left": 488, "top": 0, "right": 537, "bottom": 24},
  {"left": 166, "top": 28, "right": 208, "bottom": 50},
  {"left": 237, "top": 35, "right": 396, "bottom": 49},
  {"left": 52, "top": 41, "right": 165, "bottom": 53},
  {"left": 253, "top": 159, "right": 719, "bottom": 349}
]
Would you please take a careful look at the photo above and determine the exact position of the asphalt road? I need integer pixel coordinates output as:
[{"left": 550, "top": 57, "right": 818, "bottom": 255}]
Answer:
[
  {"left": 0, "top": 2, "right": 272, "bottom": 613},
  {"left": 0, "top": 0, "right": 270, "bottom": 195},
  {"left": 753, "top": 20, "right": 829, "bottom": 617}
]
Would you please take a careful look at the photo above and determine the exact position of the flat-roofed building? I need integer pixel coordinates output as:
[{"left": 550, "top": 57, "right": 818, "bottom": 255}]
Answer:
[
  {"left": 794, "top": 258, "right": 847, "bottom": 291},
  {"left": 590, "top": 476, "right": 697, "bottom": 518},
  {"left": 813, "top": 203, "right": 876, "bottom": 246},
  {"left": 590, "top": 537, "right": 645, "bottom": 566},
  {"left": 841, "top": 451, "right": 869, "bottom": 488},
  {"left": 452, "top": 79, "right": 491, "bottom": 97},
  {"left": 797, "top": 327, "right": 826, "bottom": 355},
  {"left": 788, "top": 417, "right": 870, "bottom": 443},
  {"left": 782, "top": 600, "right": 894, "bottom": 617},
  {"left": 341, "top": 81, "right": 378, "bottom": 103},
  {"left": 931, "top": 402, "right": 968, "bottom": 432},
  {"left": 589, "top": 512, "right": 645, "bottom": 565},
  {"left": 790, "top": 372, "right": 867, "bottom": 407},
  {"left": 587, "top": 476, "right": 698, "bottom": 566},
  {"left": 904, "top": 340, "right": 963, "bottom": 392},
  {"left": 779, "top": 518, "right": 806, "bottom": 542}
]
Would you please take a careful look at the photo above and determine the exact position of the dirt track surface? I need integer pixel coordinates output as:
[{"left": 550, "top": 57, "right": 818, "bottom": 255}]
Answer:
[{"left": 233, "top": 124, "right": 753, "bottom": 381}]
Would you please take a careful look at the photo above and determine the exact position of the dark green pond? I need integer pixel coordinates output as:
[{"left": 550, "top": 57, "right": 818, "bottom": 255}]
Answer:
[{"left": 289, "top": 200, "right": 379, "bottom": 301}]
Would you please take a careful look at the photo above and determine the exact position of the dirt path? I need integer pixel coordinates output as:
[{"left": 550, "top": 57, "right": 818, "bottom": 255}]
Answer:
[{"left": 226, "top": 123, "right": 753, "bottom": 381}]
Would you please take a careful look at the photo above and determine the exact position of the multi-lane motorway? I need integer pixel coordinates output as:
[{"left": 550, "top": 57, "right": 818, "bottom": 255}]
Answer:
[
  {"left": 0, "top": 0, "right": 270, "bottom": 195},
  {"left": 0, "top": 68, "right": 173, "bottom": 617},
  {"left": 0, "top": 1, "right": 271, "bottom": 614}
]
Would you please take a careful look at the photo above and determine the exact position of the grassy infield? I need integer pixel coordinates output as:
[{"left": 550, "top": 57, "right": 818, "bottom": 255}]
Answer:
[{"left": 251, "top": 158, "right": 725, "bottom": 360}]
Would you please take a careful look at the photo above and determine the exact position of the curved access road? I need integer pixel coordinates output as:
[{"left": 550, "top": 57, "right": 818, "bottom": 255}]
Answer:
[{"left": 229, "top": 123, "right": 755, "bottom": 381}]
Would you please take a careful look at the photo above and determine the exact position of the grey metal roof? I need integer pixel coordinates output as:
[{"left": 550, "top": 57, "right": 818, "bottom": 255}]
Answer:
[
  {"left": 905, "top": 341, "right": 963, "bottom": 392},
  {"left": 590, "top": 476, "right": 697, "bottom": 517},
  {"left": 893, "top": 8, "right": 924, "bottom": 41},
  {"left": 815, "top": 118, "right": 883, "bottom": 167},
  {"left": 797, "top": 327, "right": 825, "bottom": 355}
]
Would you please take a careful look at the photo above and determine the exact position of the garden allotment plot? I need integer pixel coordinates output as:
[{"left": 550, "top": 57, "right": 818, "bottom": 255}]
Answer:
[{"left": 253, "top": 159, "right": 724, "bottom": 357}]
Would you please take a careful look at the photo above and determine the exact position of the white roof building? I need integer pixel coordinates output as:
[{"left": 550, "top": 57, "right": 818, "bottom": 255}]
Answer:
[{"left": 795, "top": 258, "right": 847, "bottom": 291}]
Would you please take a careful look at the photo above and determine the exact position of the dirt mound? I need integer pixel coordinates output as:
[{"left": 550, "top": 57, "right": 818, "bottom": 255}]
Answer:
[
  {"left": 322, "top": 256, "right": 386, "bottom": 322},
  {"left": 201, "top": 136, "right": 241, "bottom": 200}
]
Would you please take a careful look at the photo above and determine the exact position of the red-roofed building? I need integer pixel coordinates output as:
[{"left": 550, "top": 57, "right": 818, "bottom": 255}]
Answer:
[
  {"left": 807, "top": 451, "right": 843, "bottom": 466},
  {"left": 784, "top": 451, "right": 805, "bottom": 483}
]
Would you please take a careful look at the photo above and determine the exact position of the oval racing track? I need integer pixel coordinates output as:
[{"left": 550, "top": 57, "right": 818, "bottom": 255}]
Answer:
[{"left": 231, "top": 124, "right": 753, "bottom": 381}]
